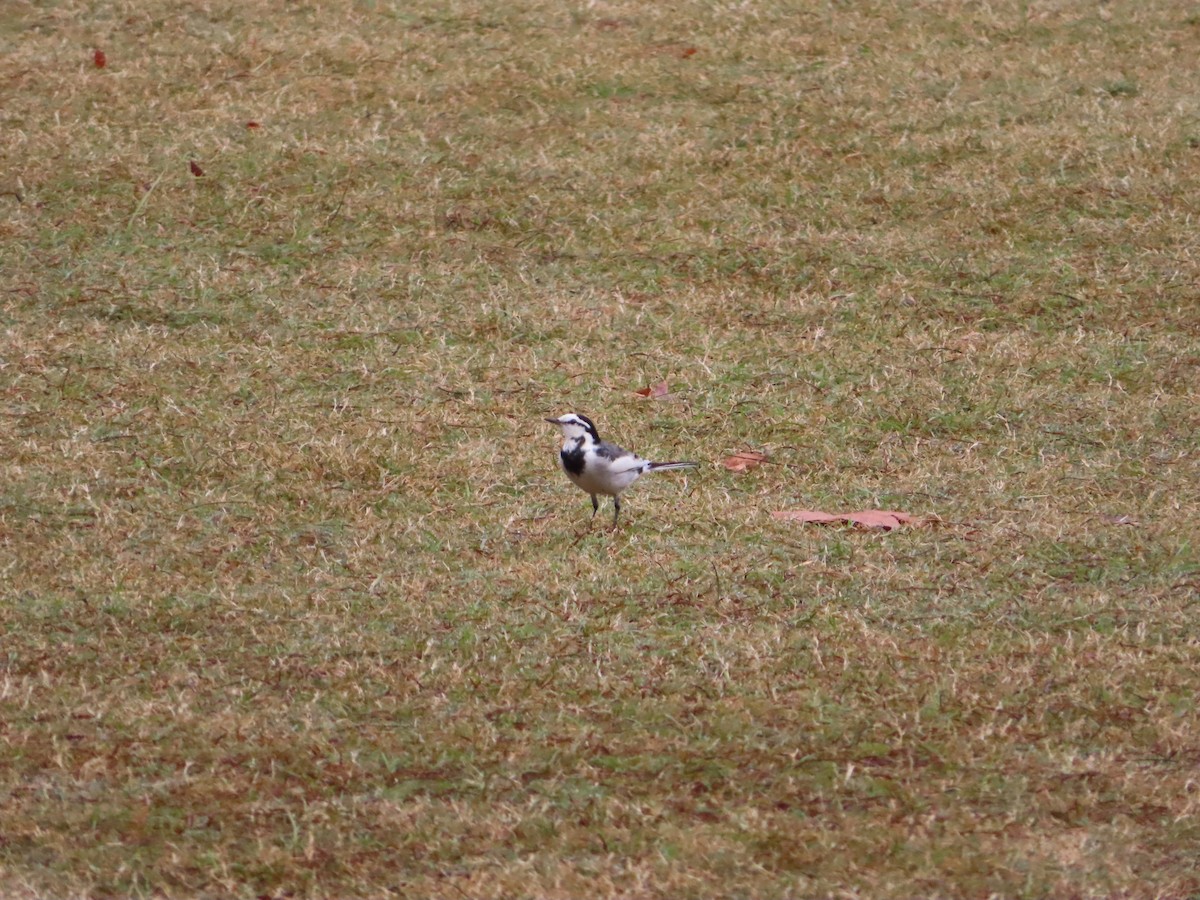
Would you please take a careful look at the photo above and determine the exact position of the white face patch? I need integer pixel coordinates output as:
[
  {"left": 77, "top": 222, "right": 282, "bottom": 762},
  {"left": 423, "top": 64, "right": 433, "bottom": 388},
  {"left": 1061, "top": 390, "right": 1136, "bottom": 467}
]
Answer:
[{"left": 549, "top": 414, "right": 599, "bottom": 443}]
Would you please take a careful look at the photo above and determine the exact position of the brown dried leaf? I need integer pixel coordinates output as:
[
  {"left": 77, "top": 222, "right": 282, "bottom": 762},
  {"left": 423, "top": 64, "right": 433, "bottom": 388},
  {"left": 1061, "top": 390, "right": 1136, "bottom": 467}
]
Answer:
[
  {"left": 772, "top": 509, "right": 919, "bottom": 531},
  {"left": 93, "top": 49, "right": 107, "bottom": 68},
  {"left": 846, "top": 510, "right": 917, "bottom": 529},
  {"left": 772, "top": 509, "right": 841, "bottom": 524},
  {"left": 722, "top": 450, "right": 767, "bottom": 472},
  {"left": 634, "top": 380, "right": 670, "bottom": 399},
  {"left": 189, "top": 160, "right": 205, "bottom": 177}
]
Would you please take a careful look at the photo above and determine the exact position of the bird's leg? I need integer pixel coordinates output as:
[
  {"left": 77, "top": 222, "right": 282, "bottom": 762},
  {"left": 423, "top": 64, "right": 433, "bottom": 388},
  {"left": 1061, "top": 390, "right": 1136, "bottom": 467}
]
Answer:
[
  {"left": 612, "top": 496, "right": 621, "bottom": 528},
  {"left": 591, "top": 495, "right": 599, "bottom": 517}
]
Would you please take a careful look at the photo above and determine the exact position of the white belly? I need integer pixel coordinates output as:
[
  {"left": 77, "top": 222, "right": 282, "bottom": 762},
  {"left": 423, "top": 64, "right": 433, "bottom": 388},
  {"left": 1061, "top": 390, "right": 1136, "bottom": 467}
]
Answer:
[{"left": 562, "top": 457, "right": 645, "bottom": 497}]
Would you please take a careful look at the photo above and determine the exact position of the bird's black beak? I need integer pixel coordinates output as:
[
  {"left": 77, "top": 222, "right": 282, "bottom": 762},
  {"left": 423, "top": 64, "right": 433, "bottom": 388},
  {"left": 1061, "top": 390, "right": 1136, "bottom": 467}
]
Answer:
[{"left": 545, "top": 418, "right": 560, "bottom": 424}]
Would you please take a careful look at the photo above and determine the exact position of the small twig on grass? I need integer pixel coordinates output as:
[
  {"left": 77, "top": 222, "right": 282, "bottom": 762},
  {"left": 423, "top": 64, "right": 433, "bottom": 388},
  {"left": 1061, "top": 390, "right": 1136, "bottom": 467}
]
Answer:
[
  {"left": 437, "top": 870, "right": 471, "bottom": 900},
  {"left": 127, "top": 169, "right": 166, "bottom": 227},
  {"left": 318, "top": 183, "right": 351, "bottom": 232}
]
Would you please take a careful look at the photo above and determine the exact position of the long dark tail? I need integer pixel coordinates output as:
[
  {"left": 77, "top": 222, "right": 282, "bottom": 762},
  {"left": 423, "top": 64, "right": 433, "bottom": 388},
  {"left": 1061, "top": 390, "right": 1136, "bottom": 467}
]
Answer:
[{"left": 647, "top": 461, "right": 698, "bottom": 471}]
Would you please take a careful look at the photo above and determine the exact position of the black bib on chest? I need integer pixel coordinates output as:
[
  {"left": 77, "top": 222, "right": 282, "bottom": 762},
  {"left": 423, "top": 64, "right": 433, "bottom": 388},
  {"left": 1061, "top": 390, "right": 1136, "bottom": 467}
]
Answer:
[{"left": 560, "top": 445, "right": 586, "bottom": 476}]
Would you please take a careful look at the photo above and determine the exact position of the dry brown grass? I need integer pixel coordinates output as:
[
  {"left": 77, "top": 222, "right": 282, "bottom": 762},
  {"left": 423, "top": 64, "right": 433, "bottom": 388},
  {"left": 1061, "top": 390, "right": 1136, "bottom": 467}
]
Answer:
[{"left": 3, "top": 0, "right": 1200, "bottom": 897}]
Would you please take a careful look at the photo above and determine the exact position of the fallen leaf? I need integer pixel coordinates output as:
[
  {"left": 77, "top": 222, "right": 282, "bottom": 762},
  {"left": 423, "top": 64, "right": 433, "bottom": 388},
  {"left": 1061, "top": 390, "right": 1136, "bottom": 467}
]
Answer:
[
  {"left": 634, "top": 381, "right": 670, "bottom": 399},
  {"left": 93, "top": 49, "right": 107, "bottom": 68},
  {"left": 189, "top": 160, "right": 205, "bottom": 177},
  {"left": 772, "top": 509, "right": 918, "bottom": 531},
  {"left": 722, "top": 450, "right": 767, "bottom": 472},
  {"left": 772, "top": 509, "right": 841, "bottom": 524},
  {"left": 246, "top": 121, "right": 261, "bottom": 129},
  {"left": 846, "top": 510, "right": 917, "bottom": 529},
  {"left": 679, "top": 46, "right": 698, "bottom": 58}
]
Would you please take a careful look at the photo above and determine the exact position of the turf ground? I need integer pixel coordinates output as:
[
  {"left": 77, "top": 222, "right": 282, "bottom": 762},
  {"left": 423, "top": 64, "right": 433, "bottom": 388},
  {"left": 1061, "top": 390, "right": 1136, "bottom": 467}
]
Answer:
[{"left": 2, "top": 1, "right": 1199, "bottom": 897}]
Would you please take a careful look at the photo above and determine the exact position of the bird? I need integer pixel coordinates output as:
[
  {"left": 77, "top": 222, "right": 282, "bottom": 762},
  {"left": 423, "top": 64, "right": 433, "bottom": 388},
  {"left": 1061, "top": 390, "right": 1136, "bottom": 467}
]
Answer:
[{"left": 545, "top": 413, "right": 698, "bottom": 526}]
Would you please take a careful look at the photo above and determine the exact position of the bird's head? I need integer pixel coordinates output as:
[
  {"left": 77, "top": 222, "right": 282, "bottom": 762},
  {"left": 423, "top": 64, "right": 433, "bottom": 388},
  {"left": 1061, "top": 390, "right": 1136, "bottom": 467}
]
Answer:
[{"left": 545, "top": 413, "right": 600, "bottom": 442}]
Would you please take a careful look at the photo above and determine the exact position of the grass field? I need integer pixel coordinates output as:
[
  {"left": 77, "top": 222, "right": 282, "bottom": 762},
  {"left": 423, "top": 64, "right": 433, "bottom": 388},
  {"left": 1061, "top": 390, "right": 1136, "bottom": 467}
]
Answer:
[{"left": 3, "top": 0, "right": 1200, "bottom": 897}]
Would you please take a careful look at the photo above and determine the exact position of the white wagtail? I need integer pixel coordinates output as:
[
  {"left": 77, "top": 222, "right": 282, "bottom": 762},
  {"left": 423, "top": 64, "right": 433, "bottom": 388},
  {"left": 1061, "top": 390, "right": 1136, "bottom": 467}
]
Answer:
[{"left": 545, "top": 413, "right": 698, "bottom": 526}]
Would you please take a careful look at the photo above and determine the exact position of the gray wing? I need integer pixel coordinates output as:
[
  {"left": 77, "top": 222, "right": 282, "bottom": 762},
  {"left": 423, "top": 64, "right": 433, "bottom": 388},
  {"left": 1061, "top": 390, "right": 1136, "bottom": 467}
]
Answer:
[
  {"left": 595, "top": 440, "right": 649, "bottom": 473},
  {"left": 594, "top": 439, "right": 628, "bottom": 460}
]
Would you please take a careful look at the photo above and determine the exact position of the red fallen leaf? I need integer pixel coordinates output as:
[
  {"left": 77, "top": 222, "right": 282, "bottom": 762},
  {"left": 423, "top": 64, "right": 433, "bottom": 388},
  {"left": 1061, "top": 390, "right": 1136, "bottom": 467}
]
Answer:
[
  {"left": 634, "top": 380, "right": 670, "bottom": 399},
  {"left": 189, "top": 160, "right": 205, "bottom": 177},
  {"left": 246, "top": 121, "right": 261, "bottom": 129},
  {"left": 679, "top": 46, "right": 698, "bottom": 58},
  {"left": 772, "top": 509, "right": 919, "bottom": 531},
  {"left": 722, "top": 450, "right": 767, "bottom": 472},
  {"left": 93, "top": 49, "right": 107, "bottom": 68}
]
